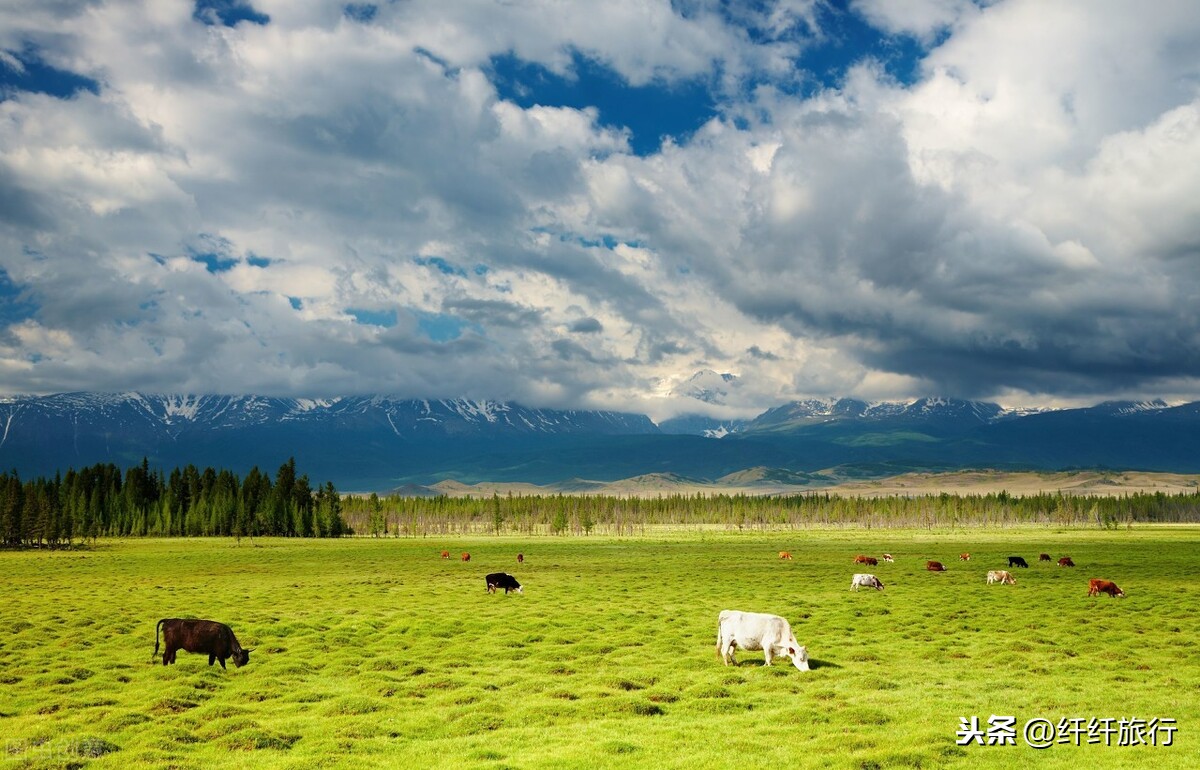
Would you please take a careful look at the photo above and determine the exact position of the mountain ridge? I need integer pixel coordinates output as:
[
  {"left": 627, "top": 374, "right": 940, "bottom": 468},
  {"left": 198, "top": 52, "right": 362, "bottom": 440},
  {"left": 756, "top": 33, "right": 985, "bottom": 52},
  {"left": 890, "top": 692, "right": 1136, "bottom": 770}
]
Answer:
[{"left": 1, "top": 392, "right": 1198, "bottom": 490}]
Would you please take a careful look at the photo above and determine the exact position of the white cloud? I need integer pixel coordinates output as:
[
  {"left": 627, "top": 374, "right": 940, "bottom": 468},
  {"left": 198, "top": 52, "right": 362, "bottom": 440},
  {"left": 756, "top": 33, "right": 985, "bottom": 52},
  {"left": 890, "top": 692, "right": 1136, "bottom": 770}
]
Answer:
[
  {"left": 0, "top": 0, "right": 1198, "bottom": 415},
  {"left": 852, "top": 0, "right": 978, "bottom": 43}
]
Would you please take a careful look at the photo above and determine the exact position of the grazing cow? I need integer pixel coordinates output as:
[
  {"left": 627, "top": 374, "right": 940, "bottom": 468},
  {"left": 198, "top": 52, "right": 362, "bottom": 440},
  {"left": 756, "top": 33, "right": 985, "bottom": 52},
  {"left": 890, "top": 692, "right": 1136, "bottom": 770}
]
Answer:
[
  {"left": 715, "top": 610, "right": 809, "bottom": 670},
  {"left": 1088, "top": 578, "right": 1125, "bottom": 598},
  {"left": 862, "top": 556, "right": 878, "bottom": 566},
  {"left": 853, "top": 555, "right": 871, "bottom": 564},
  {"left": 440, "top": 550, "right": 450, "bottom": 559},
  {"left": 926, "top": 560, "right": 946, "bottom": 572},
  {"left": 882, "top": 554, "right": 894, "bottom": 563},
  {"left": 1039, "top": 553, "right": 1052, "bottom": 562},
  {"left": 517, "top": 553, "right": 524, "bottom": 563},
  {"left": 850, "top": 573, "right": 885, "bottom": 591},
  {"left": 779, "top": 551, "right": 793, "bottom": 560},
  {"left": 987, "top": 570, "right": 1016, "bottom": 585},
  {"left": 154, "top": 619, "right": 251, "bottom": 669},
  {"left": 485, "top": 572, "right": 523, "bottom": 594},
  {"left": 1007, "top": 556, "right": 1029, "bottom": 569},
  {"left": 461, "top": 552, "right": 471, "bottom": 562},
  {"left": 1058, "top": 556, "right": 1075, "bottom": 567},
  {"left": 960, "top": 553, "right": 971, "bottom": 561}
]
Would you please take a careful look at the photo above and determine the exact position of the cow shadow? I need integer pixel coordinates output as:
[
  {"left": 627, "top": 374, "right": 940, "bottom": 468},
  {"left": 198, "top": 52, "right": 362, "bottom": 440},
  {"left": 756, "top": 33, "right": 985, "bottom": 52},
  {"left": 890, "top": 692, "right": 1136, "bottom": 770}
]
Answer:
[{"left": 724, "top": 658, "right": 841, "bottom": 670}]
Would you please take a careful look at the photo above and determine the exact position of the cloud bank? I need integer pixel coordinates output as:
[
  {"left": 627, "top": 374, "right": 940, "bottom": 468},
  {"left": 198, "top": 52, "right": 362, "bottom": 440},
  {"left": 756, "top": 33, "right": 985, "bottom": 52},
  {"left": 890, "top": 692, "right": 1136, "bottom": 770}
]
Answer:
[{"left": 1, "top": 0, "right": 1198, "bottom": 419}]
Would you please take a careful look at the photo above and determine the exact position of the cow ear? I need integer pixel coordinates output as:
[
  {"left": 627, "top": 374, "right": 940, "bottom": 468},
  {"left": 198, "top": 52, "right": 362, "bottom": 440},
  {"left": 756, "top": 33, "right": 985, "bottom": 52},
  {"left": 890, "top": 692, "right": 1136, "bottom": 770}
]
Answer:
[{"left": 788, "top": 647, "right": 796, "bottom": 656}]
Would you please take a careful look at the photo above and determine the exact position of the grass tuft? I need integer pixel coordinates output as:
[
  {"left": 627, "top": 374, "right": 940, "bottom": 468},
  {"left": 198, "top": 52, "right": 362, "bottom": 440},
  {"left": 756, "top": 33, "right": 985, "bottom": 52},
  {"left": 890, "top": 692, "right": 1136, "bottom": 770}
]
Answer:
[{"left": 73, "top": 736, "right": 120, "bottom": 758}]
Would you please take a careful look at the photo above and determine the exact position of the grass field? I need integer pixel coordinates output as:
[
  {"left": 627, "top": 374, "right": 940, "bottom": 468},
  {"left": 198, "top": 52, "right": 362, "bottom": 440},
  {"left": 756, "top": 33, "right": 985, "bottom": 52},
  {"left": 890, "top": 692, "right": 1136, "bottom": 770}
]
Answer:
[{"left": 1, "top": 527, "right": 1197, "bottom": 769}]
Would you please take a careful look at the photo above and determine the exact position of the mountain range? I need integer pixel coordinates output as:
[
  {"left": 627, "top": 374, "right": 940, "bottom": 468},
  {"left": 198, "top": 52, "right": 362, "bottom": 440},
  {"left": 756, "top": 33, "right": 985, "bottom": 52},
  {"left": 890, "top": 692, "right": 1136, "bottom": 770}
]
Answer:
[{"left": 1, "top": 392, "right": 1197, "bottom": 491}]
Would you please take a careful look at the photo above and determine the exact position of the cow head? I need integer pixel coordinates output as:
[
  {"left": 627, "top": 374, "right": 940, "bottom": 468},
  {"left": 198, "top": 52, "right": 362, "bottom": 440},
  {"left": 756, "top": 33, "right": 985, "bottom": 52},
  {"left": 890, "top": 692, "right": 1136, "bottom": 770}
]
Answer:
[
  {"left": 233, "top": 648, "right": 252, "bottom": 667},
  {"left": 788, "top": 644, "right": 810, "bottom": 671},
  {"left": 872, "top": 578, "right": 885, "bottom": 591},
  {"left": 514, "top": 585, "right": 524, "bottom": 594}
]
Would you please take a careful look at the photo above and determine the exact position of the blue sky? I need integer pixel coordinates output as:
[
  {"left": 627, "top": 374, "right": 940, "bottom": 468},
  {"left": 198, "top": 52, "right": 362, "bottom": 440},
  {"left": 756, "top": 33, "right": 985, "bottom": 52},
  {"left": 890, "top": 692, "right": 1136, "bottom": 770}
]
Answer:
[{"left": 1, "top": 0, "right": 1199, "bottom": 418}]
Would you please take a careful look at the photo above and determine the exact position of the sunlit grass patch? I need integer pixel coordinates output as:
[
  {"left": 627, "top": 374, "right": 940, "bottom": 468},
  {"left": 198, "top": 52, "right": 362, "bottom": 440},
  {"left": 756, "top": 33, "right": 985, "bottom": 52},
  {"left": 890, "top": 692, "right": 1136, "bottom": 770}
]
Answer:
[{"left": 0, "top": 528, "right": 1198, "bottom": 768}]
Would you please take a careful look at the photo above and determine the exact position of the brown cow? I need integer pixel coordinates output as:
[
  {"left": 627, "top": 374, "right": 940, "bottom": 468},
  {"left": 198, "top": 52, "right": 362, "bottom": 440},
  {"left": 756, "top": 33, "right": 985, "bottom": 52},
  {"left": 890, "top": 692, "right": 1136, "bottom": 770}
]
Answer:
[
  {"left": 1058, "top": 556, "right": 1075, "bottom": 567},
  {"left": 959, "top": 553, "right": 971, "bottom": 561},
  {"left": 926, "top": 560, "right": 946, "bottom": 572},
  {"left": 882, "top": 554, "right": 894, "bottom": 562},
  {"left": 862, "top": 556, "right": 878, "bottom": 566},
  {"left": 517, "top": 553, "right": 524, "bottom": 563},
  {"left": 1039, "top": 553, "right": 1052, "bottom": 562},
  {"left": 154, "top": 619, "right": 251, "bottom": 669},
  {"left": 1088, "top": 578, "right": 1125, "bottom": 598},
  {"left": 461, "top": 552, "right": 471, "bottom": 562},
  {"left": 441, "top": 550, "right": 450, "bottom": 559},
  {"left": 853, "top": 555, "right": 870, "bottom": 564},
  {"left": 779, "top": 551, "right": 794, "bottom": 560}
]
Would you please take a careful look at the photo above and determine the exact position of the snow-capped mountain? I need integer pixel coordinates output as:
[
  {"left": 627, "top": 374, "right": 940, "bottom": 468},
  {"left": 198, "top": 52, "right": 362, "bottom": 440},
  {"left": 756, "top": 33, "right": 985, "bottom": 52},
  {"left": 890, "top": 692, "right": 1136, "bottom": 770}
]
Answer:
[
  {"left": 1, "top": 392, "right": 1198, "bottom": 489},
  {"left": 1085, "top": 399, "right": 1170, "bottom": 417},
  {"left": 744, "top": 397, "right": 1012, "bottom": 434},
  {"left": 669, "top": 370, "right": 739, "bottom": 405},
  {"left": 657, "top": 414, "right": 749, "bottom": 438},
  {"left": 0, "top": 393, "right": 660, "bottom": 488},
  {"left": 0, "top": 393, "right": 657, "bottom": 439}
]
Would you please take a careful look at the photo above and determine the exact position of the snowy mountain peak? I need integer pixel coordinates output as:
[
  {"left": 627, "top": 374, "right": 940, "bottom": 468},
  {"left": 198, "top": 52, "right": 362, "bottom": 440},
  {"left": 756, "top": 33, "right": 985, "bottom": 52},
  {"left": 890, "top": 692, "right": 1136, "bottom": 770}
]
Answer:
[
  {"left": 670, "top": 370, "right": 739, "bottom": 405},
  {"left": 1091, "top": 399, "right": 1170, "bottom": 416}
]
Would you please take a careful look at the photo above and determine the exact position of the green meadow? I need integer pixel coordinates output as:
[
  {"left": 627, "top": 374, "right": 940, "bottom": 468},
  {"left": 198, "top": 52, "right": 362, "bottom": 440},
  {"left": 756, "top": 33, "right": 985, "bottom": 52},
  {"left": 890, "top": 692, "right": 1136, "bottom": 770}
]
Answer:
[{"left": 1, "top": 527, "right": 1197, "bottom": 769}]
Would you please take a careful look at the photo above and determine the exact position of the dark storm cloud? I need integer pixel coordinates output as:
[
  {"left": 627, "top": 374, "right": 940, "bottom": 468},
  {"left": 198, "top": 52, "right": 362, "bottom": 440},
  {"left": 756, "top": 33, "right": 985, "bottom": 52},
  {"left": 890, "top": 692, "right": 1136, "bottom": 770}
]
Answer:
[
  {"left": 442, "top": 297, "right": 544, "bottom": 328},
  {"left": 568, "top": 317, "right": 603, "bottom": 333},
  {"left": 746, "top": 345, "right": 778, "bottom": 361}
]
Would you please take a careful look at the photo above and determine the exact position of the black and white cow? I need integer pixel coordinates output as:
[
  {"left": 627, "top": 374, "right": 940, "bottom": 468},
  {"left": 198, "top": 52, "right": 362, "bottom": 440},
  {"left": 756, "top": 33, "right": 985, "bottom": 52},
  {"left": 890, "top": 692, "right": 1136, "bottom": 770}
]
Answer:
[
  {"left": 485, "top": 572, "right": 523, "bottom": 594},
  {"left": 850, "top": 573, "right": 885, "bottom": 591}
]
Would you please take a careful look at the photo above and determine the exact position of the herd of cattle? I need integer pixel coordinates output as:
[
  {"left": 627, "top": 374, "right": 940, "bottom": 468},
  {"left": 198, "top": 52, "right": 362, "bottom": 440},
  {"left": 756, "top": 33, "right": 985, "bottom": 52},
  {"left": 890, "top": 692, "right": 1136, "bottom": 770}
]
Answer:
[
  {"left": 845, "top": 551, "right": 1126, "bottom": 600},
  {"left": 151, "top": 546, "right": 1125, "bottom": 672}
]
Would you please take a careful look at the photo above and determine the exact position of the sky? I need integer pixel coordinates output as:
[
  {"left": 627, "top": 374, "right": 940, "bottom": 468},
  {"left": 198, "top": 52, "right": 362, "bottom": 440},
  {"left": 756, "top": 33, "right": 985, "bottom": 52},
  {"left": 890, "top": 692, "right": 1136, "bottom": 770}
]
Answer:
[{"left": 1, "top": 0, "right": 1198, "bottom": 421}]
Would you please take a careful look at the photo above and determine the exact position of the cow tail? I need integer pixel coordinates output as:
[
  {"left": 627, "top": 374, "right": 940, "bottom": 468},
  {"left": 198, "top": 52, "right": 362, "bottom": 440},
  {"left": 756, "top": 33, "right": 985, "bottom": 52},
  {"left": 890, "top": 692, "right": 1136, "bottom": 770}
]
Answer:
[{"left": 154, "top": 618, "right": 164, "bottom": 659}]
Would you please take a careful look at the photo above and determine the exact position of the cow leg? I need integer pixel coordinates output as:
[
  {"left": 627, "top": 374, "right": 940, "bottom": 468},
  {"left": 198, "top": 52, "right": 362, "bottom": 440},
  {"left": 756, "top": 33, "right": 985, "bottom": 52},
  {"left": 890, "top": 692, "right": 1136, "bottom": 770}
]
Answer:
[
  {"left": 208, "top": 654, "right": 216, "bottom": 666},
  {"left": 218, "top": 656, "right": 227, "bottom": 669},
  {"left": 763, "top": 647, "right": 773, "bottom": 666}
]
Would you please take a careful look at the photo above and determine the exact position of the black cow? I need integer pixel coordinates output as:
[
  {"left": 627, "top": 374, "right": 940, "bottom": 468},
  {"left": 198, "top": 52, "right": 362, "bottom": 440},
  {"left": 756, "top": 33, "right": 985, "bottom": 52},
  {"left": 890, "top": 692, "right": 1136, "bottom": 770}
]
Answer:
[
  {"left": 155, "top": 618, "right": 251, "bottom": 669},
  {"left": 485, "top": 572, "right": 523, "bottom": 594},
  {"left": 1007, "top": 556, "right": 1029, "bottom": 568}
]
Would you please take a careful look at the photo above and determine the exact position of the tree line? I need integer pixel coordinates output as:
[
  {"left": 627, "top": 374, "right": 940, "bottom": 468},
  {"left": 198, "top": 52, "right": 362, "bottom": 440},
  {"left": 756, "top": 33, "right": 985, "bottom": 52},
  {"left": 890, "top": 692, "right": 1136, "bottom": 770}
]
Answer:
[
  {"left": 339, "top": 487, "right": 1200, "bottom": 537},
  {"left": 0, "top": 458, "right": 347, "bottom": 547},
  {"left": 6, "top": 463, "right": 1198, "bottom": 546}
]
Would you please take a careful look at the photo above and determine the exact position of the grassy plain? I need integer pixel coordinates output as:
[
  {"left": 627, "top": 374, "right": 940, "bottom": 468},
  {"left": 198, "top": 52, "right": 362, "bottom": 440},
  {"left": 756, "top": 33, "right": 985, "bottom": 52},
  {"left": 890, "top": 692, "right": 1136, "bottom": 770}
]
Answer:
[{"left": 1, "top": 527, "right": 1197, "bottom": 769}]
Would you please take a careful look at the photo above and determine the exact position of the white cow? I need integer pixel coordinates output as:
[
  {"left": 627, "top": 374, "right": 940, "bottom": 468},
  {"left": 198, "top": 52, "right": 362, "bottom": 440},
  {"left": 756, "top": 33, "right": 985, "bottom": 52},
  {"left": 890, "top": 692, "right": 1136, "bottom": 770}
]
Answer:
[
  {"left": 715, "top": 610, "right": 809, "bottom": 670},
  {"left": 882, "top": 554, "right": 894, "bottom": 562},
  {"left": 850, "top": 573, "right": 885, "bottom": 591},
  {"left": 987, "top": 570, "right": 1016, "bottom": 585}
]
